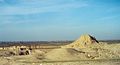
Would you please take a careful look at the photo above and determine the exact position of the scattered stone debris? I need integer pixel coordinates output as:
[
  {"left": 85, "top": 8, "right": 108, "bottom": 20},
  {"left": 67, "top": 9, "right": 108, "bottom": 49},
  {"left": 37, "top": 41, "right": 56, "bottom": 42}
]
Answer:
[{"left": 0, "top": 34, "right": 120, "bottom": 65}]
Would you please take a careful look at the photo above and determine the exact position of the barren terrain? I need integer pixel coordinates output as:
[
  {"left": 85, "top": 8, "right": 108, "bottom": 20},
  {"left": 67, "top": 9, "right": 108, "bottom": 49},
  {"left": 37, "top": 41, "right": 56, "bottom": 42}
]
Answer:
[{"left": 0, "top": 41, "right": 120, "bottom": 65}]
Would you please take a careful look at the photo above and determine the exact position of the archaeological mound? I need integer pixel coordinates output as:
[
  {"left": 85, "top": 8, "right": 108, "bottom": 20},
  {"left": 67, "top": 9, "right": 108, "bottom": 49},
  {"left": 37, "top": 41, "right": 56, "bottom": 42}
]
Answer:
[{"left": 62, "top": 34, "right": 99, "bottom": 48}]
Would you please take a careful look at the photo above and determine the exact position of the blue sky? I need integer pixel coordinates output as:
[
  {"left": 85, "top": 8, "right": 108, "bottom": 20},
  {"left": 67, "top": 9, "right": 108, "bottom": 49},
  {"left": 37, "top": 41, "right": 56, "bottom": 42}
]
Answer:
[{"left": 0, "top": 0, "right": 120, "bottom": 41}]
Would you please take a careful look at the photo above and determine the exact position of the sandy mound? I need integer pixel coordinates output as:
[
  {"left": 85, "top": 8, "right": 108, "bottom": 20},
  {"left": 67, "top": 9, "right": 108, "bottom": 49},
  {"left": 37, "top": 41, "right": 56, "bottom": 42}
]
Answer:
[
  {"left": 45, "top": 34, "right": 120, "bottom": 61},
  {"left": 45, "top": 48, "right": 87, "bottom": 61},
  {"left": 0, "top": 34, "right": 120, "bottom": 65},
  {"left": 62, "top": 34, "right": 99, "bottom": 48},
  {"left": 45, "top": 43, "right": 120, "bottom": 61}
]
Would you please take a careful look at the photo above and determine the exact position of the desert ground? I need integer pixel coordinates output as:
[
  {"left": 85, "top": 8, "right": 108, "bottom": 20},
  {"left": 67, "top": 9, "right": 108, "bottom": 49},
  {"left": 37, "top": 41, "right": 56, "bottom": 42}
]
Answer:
[
  {"left": 0, "top": 34, "right": 120, "bottom": 65},
  {"left": 0, "top": 43, "right": 120, "bottom": 65}
]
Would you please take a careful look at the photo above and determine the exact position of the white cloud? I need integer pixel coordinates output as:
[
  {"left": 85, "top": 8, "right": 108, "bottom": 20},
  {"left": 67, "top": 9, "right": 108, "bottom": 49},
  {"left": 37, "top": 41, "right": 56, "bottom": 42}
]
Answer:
[
  {"left": 0, "top": 0, "right": 88, "bottom": 15},
  {"left": 0, "top": 0, "right": 4, "bottom": 2}
]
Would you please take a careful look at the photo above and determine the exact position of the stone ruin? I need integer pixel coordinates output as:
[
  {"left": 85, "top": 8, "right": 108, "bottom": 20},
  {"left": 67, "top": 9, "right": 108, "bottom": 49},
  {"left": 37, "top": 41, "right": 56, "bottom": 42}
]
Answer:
[{"left": 62, "top": 34, "right": 99, "bottom": 48}]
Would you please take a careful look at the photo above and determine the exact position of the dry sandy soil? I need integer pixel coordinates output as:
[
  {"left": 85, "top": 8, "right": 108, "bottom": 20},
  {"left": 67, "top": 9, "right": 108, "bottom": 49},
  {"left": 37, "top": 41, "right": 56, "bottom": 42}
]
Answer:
[{"left": 0, "top": 42, "right": 120, "bottom": 65}]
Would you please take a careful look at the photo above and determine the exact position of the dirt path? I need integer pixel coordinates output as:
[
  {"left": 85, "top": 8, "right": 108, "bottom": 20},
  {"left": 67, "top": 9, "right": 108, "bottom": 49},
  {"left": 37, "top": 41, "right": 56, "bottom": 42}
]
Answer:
[{"left": 11, "top": 59, "right": 120, "bottom": 65}]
